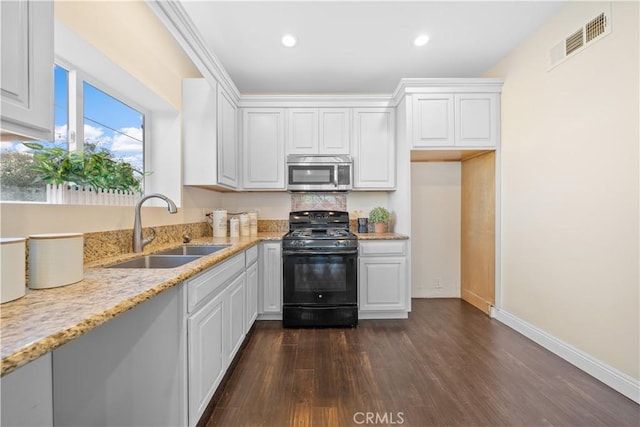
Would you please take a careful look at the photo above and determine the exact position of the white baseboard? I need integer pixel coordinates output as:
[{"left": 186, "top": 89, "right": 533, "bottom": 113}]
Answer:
[{"left": 492, "top": 307, "right": 640, "bottom": 403}]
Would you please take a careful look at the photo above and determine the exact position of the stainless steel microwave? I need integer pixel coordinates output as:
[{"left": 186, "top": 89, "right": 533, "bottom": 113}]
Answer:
[{"left": 286, "top": 155, "right": 352, "bottom": 192}]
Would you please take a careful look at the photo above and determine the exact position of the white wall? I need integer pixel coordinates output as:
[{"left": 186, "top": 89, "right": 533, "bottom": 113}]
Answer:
[
  {"left": 411, "top": 163, "right": 461, "bottom": 298},
  {"left": 485, "top": 2, "right": 639, "bottom": 379}
]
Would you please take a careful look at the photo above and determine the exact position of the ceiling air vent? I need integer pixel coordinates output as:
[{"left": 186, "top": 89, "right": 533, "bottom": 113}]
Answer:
[{"left": 547, "top": 5, "right": 611, "bottom": 70}]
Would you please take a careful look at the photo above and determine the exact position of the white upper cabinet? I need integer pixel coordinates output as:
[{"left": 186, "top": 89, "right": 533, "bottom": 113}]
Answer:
[
  {"left": 412, "top": 92, "right": 499, "bottom": 148},
  {"left": 242, "top": 108, "right": 285, "bottom": 189},
  {"left": 412, "top": 94, "right": 455, "bottom": 147},
  {"left": 1, "top": 0, "right": 54, "bottom": 141},
  {"left": 286, "top": 108, "right": 318, "bottom": 154},
  {"left": 182, "top": 79, "right": 239, "bottom": 190},
  {"left": 286, "top": 108, "right": 350, "bottom": 155},
  {"left": 454, "top": 93, "right": 500, "bottom": 147},
  {"left": 352, "top": 108, "right": 395, "bottom": 190},
  {"left": 217, "top": 86, "right": 239, "bottom": 187}
]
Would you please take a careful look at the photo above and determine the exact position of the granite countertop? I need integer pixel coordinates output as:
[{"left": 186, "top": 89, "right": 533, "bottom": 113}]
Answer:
[
  {"left": 355, "top": 232, "right": 409, "bottom": 240},
  {"left": 0, "top": 232, "right": 284, "bottom": 377},
  {"left": 0, "top": 230, "right": 406, "bottom": 377}
]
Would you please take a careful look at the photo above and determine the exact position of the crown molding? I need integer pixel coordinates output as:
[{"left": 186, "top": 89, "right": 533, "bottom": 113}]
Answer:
[
  {"left": 145, "top": 0, "right": 241, "bottom": 103},
  {"left": 147, "top": 1, "right": 504, "bottom": 108}
]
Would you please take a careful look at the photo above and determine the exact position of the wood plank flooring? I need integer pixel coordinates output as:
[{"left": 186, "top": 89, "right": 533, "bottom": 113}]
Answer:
[{"left": 205, "top": 299, "right": 639, "bottom": 426}]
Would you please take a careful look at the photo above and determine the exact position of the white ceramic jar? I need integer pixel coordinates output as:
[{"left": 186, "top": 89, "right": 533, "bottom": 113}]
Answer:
[
  {"left": 1, "top": 238, "right": 26, "bottom": 303},
  {"left": 229, "top": 217, "right": 239, "bottom": 238},
  {"left": 239, "top": 213, "right": 250, "bottom": 237},
  {"left": 28, "top": 233, "right": 84, "bottom": 289},
  {"left": 249, "top": 212, "right": 258, "bottom": 236},
  {"left": 212, "top": 209, "right": 227, "bottom": 238}
]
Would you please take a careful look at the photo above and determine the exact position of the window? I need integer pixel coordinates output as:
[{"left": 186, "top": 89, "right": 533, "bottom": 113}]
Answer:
[{"left": 0, "top": 64, "right": 145, "bottom": 203}]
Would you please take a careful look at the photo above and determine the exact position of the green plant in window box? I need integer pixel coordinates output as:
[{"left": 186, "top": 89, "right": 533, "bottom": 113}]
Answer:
[
  {"left": 23, "top": 142, "right": 147, "bottom": 193},
  {"left": 368, "top": 206, "right": 390, "bottom": 233}
]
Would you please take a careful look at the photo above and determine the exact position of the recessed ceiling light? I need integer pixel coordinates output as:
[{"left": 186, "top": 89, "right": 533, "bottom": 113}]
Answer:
[
  {"left": 413, "top": 34, "right": 430, "bottom": 47},
  {"left": 282, "top": 34, "right": 297, "bottom": 48}
]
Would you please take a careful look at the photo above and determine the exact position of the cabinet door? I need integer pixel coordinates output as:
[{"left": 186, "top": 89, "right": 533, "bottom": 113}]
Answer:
[
  {"left": 217, "top": 86, "right": 239, "bottom": 187},
  {"left": 412, "top": 94, "right": 455, "bottom": 147},
  {"left": 454, "top": 93, "right": 499, "bottom": 148},
  {"left": 0, "top": 354, "right": 53, "bottom": 427},
  {"left": 319, "top": 108, "right": 350, "bottom": 154},
  {"left": 182, "top": 78, "right": 218, "bottom": 186},
  {"left": 286, "top": 108, "right": 318, "bottom": 154},
  {"left": 242, "top": 109, "right": 285, "bottom": 189},
  {"left": 1, "top": 0, "right": 53, "bottom": 141},
  {"left": 260, "top": 242, "right": 282, "bottom": 314},
  {"left": 359, "top": 257, "right": 407, "bottom": 311},
  {"left": 246, "top": 261, "right": 258, "bottom": 329},
  {"left": 227, "top": 273, "right": 246, "bottom": 364},
  {"left": 188, "top": 290, "right": 225, "bottom": 425},
  {"left": 352, "top": 108, "right": 395, "bottom": 189}
]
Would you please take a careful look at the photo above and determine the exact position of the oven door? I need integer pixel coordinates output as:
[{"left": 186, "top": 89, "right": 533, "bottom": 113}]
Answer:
[{"left": 282, "top": 249, "right": 357, "bottom": 305}]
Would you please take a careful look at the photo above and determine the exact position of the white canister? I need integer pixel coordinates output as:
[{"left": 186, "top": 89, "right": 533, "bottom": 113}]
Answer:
[
  {"left": 229, "top": 217, "right": 240, "bottom": 238},
  {"left": 1, "top": 238, "right": 26, "bottom": 303},
  {"left": 212, "top": 209, "right": 227, "bottom": 238},
  {"left": 28, "top": 233, "right": 84, "bottom": 289},
  {"left": 249, "top": 212, "right": 258, "bottom": 235},
  {"left": 239, "top": 213, "right": 250, "bottom": 237}
]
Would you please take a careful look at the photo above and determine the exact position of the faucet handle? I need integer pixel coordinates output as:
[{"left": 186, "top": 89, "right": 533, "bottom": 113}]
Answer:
[{"left": 142, "top": 227, "right": 157, "bottom": 249}]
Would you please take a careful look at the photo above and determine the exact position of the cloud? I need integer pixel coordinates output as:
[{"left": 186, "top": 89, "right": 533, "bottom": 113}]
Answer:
[
  {"left": 84, "top": 124, "right": 112, "bottom": 148},
  {"left": 1, "top": 142, "right": 31, "bottom": 153},
  {"left": 111, "top": 127, "right": 143, "bottom": 153},
  {"left": 54, "top": 125, "right": 68, "bottom": 143}
]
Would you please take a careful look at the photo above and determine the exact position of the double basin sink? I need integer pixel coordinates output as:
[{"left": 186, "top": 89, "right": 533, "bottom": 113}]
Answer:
[{"left": 107, "top": 245, "right": 229, "bottom": 269}]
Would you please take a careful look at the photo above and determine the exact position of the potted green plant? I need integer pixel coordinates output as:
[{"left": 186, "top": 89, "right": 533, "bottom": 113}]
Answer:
[
  {"left": 368, "top": 206, "right": 390, "bottom": 233},
  {"left": 23, "top": 142, "right": 145, "bottom": 193}
]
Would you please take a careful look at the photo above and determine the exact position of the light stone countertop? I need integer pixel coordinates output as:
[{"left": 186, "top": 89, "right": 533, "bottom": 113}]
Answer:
[
  {"left": 0, "top": 231, "right": 406, "bottom": 377},
  {"left": 0, "top": 233, "right": 283, "bottom": 377},
  {"left": 355, "top": 232, "right": 409, "bottom": 240}
]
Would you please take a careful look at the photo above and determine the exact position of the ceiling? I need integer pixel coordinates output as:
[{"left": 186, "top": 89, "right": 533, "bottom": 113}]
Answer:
[{"left": 180, "top": 1, "right": 566, "bottom": 94}]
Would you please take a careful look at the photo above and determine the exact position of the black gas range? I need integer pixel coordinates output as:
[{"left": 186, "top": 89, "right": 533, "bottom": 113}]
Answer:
[{"left": 282, "top": 211, "right": 358, "bottom": 327}]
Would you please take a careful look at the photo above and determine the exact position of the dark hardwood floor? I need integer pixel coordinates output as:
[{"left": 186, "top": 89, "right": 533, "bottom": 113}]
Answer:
[{"left": 206, "top": 299, "right": 639, "bottom": 426}]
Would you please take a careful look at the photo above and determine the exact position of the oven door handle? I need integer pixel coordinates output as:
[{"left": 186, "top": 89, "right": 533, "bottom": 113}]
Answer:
[{"left": 282, "top": 249, "right": 358, "bottom": 256}]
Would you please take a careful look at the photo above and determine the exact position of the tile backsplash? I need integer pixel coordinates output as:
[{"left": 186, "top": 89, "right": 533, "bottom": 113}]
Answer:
[{"left": 291, "top": 193, "right": 347, "bottom": 211}]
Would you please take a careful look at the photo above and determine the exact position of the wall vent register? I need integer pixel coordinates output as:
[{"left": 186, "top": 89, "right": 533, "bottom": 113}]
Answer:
[{"left": 547, "top": 7, "right": 611, "bottom": 70}]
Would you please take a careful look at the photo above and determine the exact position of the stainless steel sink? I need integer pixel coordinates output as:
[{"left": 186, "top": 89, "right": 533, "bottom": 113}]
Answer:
[
  {"left": 106, "top": 255, "right": 202, "bottom": 269},
  {"left": 155, "top": 245, "right": 230, "bottom": 256}
]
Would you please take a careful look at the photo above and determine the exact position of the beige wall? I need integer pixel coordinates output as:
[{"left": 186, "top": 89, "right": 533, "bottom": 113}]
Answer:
[
  {"left": 411, "top": 162, "right": 461, "bottom": 298},
  {"left": 485, "top": 2, "right": 639, "bottom": 379},
  {"left": 55, "top": 1, "right": 201, "bottom": 109}
]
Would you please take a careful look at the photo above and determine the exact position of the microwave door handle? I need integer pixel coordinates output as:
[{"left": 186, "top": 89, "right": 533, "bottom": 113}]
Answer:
[{"left": 334, "top": 165, "right": 339, "bottom": 187}]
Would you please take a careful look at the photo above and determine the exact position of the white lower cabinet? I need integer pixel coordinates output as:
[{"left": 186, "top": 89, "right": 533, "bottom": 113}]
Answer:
[
  {"left": 259, "top": 242, "right": 282, "bottom": 317},
  {"left": 52, "top": 285, "right": 187, "bottom": 427},
  {"left": 186, "top": 247, "right": 256, "bottom": 426},
  {"left": 0, "top": 354, "right": 53, "bottom": 427},
  {"left": 188, "top": 286, "right": 226, "bottom": 425},
  {"left": 359, "top": 240, "right": 408, "bottom": 315},
  {"left": 227, "top": 273, "right": 246, "bottom": 363},
  {"left": 246, "top": 260, "right": 259, "bottom": 328}
]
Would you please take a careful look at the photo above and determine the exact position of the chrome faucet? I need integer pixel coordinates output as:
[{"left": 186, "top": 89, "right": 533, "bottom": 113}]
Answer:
[{"left": 133, "top": 193, "right": 178, "bottom": 252}]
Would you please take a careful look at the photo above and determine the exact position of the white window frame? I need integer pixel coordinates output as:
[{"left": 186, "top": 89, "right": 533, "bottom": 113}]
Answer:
[
  {"left": 54, "top": 57, "right": 149, "bottom": 176},
  {"left": 54, "top": 20, "right": 181, "bottom": 205}
]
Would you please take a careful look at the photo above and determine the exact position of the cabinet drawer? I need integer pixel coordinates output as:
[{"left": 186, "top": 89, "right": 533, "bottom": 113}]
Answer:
[
  {"left": 359, "top": 241, "right": 406, "bottom": 256},
  {"left": 187, "top": 253, "right": 244, "bottom": 312},
  {"left": 245, "top": 245, "right": 258, "bottom": 267}
]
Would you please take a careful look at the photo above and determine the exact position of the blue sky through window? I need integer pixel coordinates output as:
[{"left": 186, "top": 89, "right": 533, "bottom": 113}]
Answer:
[
  {"left": 1, "top": 65, "right": 144, "bottom": 172},
  {"left": 83, "top": 82, "right": 144, "bottom": 171}
]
